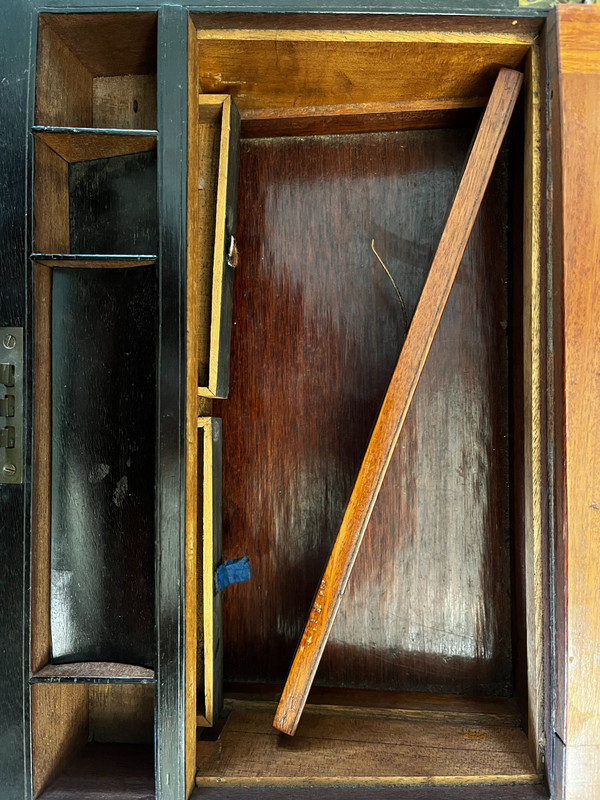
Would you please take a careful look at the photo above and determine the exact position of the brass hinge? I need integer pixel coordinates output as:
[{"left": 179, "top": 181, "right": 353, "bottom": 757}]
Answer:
[{"left": 1, "top": 328, "right": 23, "bottom": 484}]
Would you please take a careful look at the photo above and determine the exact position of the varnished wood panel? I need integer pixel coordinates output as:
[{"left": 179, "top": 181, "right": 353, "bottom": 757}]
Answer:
[
  {"left": 549, "top": 6, "right": 600, "bottom": 799},
  {"left": 197, "top": 31, "right": 528, "bottom": 118},
  {"left": 216, "top": 127, "right": 512, "bottom": 695}
]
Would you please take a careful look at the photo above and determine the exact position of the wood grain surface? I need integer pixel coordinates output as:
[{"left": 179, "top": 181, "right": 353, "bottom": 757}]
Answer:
[
  {"left": 216, "top": 120, "right": 515, "bottom": 697},
  {"left": 273, "top": 67, "right": 522, "bottom": 735},
  {"left": 549, "top": 6, "right": 600, "bottom": 799},
  {"left": 36, "top": 743, "right": 154, "bottom": 800},
  {"left": 196, "top": 707, "right": 538, "bottom": 786}
]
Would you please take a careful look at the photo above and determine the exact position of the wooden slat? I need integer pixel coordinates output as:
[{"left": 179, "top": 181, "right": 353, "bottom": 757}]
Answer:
[
  {"left": 197, "top": 708, "right": 538, "bottom": 786},
  {"left": 274, "top": 67, "right": 523, "bottom": 736},
  {"left": 33, "top": 140, "right": 69, "bottom": 254},
  {"left": 198, "top": 418, "right": 224, "bottom": 726}
]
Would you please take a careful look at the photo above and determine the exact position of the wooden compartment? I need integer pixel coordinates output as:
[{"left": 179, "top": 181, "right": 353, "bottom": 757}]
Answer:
[
  {"left": 35, "top": 13, "right": 157, "bottom": 130},
  {"left": 30, "top": 260, "right": 157, "bottom": 677},
  {"left": 190, "top": 14, "right": 545, "bottom": 796},
  {"left": 32, "top": 130, "right": 157, "bottom": 256},
  {"left": 31, "top": 682, "right": 155, "bottom": 799}
]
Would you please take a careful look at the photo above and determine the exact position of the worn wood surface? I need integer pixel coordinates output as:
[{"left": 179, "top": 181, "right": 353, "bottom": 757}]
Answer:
[
  {"left": 191, "top": 786, "right": 548, "bottom": 800},
  {"left": 50, "top": 267, "right": 156, "bottom": 668},
  {"left": 31, "top": 662, "right": 155, "bottom": 683},
  {"left": 93, "top": 75, "right": 157, "bottom": 130},
  {"left": 31, "top": 683, "right": 89, "bottom": 796},
  {"left": 274, "top": 68, "right": 522, "bottom": 735},
  {"left": 225, "top": 684, "right": 522, "bottom": 724},
  {"left": 197, "top": 707, "right": 537, "bottom": 785},
  {"left": 218, "top": 126, "right": 513, "bottom": 698},
  {"left": 68, "top": 151, "right": 157, "bottom": 255},
  {"left": 31, "top": 265, "right": 53, "bottom": 674},
  {"left": 549, "top": 6, "right": 600, "bottom": 799},
  {"left": 240, "top": 101, "right": 480, "bottom": 138},
  {"left": 34, "top": 139, "right": 70, "bottom": 253},
  {"left": 191, "top": 13, "right": 543, "bottom": 37},
  {"left": 33, "top": 130, "right": 157, "bottom": 163},
  {"left": 197, "top": 28, "right": 528, "bottom": 121},
  {"left": 89, "top": 685, "right": 155, "bottom": 744},
  {"left": 37, "top": 743, "right": 154, "bottom": 800}
]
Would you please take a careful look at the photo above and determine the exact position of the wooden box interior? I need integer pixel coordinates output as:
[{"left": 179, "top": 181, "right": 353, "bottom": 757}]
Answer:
[
  {"left": 191, "top": 14, "right": 544, "bottom": 794},
  {"left": 30, "top": 14, "right": 160, "bottom": 798},
  {"left": 27, "top": 9, "right": 546, "bottom": 799}
]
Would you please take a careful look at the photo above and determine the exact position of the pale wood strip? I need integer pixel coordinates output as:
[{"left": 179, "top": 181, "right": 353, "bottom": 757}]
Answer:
[
  {"left": 197, "top": 28, "right": 535, "bottom": 45},
  {"left": 274, "top": 68, "right": 523, "bottom": 736}
]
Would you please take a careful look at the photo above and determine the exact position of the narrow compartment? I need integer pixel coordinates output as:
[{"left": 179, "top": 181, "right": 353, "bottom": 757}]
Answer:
[
  {"left": 193, "top": 16, "right": 544, "bottom": 794},
  {"left": 31, "top": 260, "right": 157, "bottom": 676},
  {"left": 35, "top": 13, "right": 157, "bottom": 130},
  {"left": 31, "top": 683, "right": 154, "bottom": 798},
  {"left": 33, "top": 130, "right": 157, "bottom": 256}
]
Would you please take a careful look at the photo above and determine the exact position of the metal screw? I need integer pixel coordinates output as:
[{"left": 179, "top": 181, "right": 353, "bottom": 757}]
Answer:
[
  {"left": 3, "top": 463, "right": 16, "bottom": 476},
  {"left": 2, "top": 334, "right": 16, "bottom": 350}
]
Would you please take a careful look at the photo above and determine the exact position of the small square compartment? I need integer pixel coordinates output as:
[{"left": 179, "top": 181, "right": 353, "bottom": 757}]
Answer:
[
  {"left": 33, "top": 130, "right": 157, "bottom": 256},
  {"left": 35, "top": 13, "right": 157, "bottom": 130},
  {"left": 31, "top": 683, "right": 155, "bottom": 799}
]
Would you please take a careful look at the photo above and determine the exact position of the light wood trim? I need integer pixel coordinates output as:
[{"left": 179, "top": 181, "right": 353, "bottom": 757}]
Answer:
[
  {"left": 206, "top": 95, "right": 233, "bottom": 397},
  {"left": 274, "top": 68, "right": 524, "bottom": 737},
  {"left": 198, "top": 417, "right": 222, "bottom": 727},
  {"left": 197, "top": 28, "right": 536, "bottom": 45}
]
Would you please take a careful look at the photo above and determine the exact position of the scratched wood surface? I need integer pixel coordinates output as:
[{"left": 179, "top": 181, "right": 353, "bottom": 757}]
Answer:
[
  {"left": 196, "top": 707, "right": 538, "bottom": 786},
  {"left": 215, "top": 123, "right": 513, "bottom": 696},
  {"left": 549, "top": 6, "right": 600, "bottom": 799}
]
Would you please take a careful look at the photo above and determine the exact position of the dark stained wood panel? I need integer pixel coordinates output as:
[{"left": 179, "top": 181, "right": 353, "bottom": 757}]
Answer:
[
  {"left": 50, "top": 267, "right": 156, "bottom": 669},
  {"left": 68, "top": 151, "right": 157, "bottom": 255},
  {"left": 216, "top": 127, "right": 512, "bottom": 695}
]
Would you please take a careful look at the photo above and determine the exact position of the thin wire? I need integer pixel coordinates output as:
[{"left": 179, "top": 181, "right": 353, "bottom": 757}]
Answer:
[{"left": 371, "top": 239, "right": 409, "bottom": 336}]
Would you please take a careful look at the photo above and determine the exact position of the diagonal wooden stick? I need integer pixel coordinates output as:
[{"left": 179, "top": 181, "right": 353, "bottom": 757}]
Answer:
[{"left": 273, "top": 67, "right": 523, "bottom": 736}]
